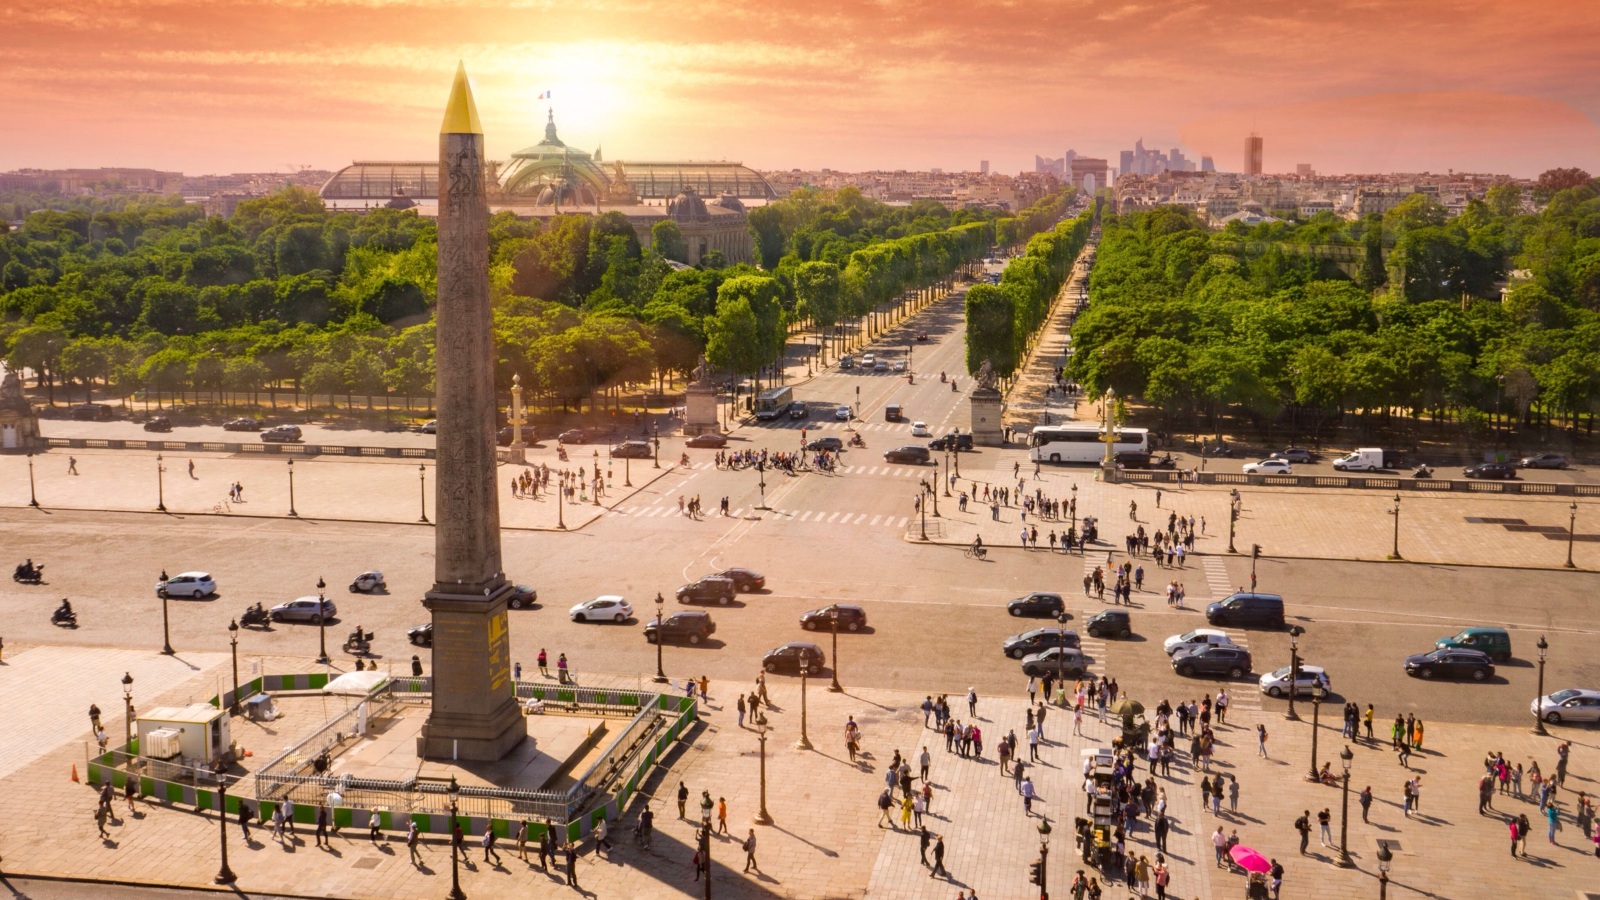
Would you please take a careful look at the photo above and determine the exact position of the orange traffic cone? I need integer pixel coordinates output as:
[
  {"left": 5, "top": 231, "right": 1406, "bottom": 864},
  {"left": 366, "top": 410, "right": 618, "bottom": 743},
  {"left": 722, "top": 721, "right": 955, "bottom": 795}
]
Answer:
[{"left": 71, "top": 763, "right": 80, "bottom": 782}]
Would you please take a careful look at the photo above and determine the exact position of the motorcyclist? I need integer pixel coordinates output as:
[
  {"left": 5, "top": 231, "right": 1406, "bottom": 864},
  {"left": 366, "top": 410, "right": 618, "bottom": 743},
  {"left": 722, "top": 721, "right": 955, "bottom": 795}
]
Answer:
[
  {"left": 247, "top": 601, "right": 265, "bottom": 619},
  {"left": 349, "top": 625, "right": 367, "bottom": 644},
  {"left": 16, "top": 559, "right": 36, "bottom": 580},
  {"left": 951, "top": 380, "right": 958, "bottom": 391},
  {"left": 55, "top": 598, "right": 74, "bottom": 620},
  {"left": 940, "top": 371, "right": 946, "bottom": 382}
]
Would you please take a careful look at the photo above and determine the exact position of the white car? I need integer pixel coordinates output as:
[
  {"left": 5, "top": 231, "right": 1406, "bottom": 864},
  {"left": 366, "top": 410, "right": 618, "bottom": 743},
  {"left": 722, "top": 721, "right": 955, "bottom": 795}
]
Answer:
[
  {"left": 911, "top": 421, "right": 931, "bottom": 437},
  {"left": 835, "top": 405, "right": 852, "bottom": 421},
  {"left": 861, "top": 354, "right": 876, "bottom": 366},
  {"left": 157, "top": 571, "right": 217, "bottom": 599},
  {"left": 1163, "top": 628, "right": 1236, "bottom": 657},
  {"left": 893, "top": 360, "right": 907, "bottom": 373},
  {"left": 1241, "top": 459, "right": 1293, "bottom": 475},
  {"left": 569, "top": 595, "right": 633, "bottom": 623},
  {"left": 1258, "top": 664, "right": 1331, "bottom": 698},
  {"left": 1532, "top": 688, "right": 1600, "bottom": 725}
]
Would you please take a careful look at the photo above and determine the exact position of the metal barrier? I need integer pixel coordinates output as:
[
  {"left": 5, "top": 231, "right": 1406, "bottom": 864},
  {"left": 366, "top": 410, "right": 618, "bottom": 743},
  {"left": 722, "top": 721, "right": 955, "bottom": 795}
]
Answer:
[
  {"left": 42, "top": 436, "right": 434, "bottom": 460},
  {"left": 1087, "top": 464, "right": 1600, "bottom": 497}
]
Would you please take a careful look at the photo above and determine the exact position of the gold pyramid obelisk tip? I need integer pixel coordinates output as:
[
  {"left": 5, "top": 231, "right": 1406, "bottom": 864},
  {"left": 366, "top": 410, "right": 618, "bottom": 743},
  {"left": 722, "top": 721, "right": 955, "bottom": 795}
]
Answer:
[{"left": 440, "top": 61, "right": 483, "bottom": 135}]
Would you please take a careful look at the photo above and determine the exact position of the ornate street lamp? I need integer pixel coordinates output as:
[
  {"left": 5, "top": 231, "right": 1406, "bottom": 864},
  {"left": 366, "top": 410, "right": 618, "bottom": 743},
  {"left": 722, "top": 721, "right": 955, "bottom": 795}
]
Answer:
[
  {"left": 121, "top": 672, "right": 135, "bottom": 748},
  {"left": 1376, "top": 840, "right": 1392, "bottom": 900},
  {"left": 228, "top": 620, "right": 241, "bottom": 715},
  {"left": 827, "top": 606, "right": 843, "bottom": 693},
  {"left": 1306, "top": 693, "right": 1323, "bottom": 783},
  {"left": 1387, "top": 494, "right": 1402, "bottom": 560},
  {"left": 756, "top": 461, "right": 769, "bottom": 511},
  {"left": 753, "top": 714, "right": 773, "bottom": 825},
  {"left": 287, "top": 459, "right": 298, "bottom": 517},
  {"left": 1337, "top": 745, "right": 1354, "bottom": 867},
  {"left": 155, "top": 454, "right": 167, "bottom": 512},
  {"left": 315, "top": 577, "right": 329, "bottom": 665},
  {"left": 418, "top": 464, "right": 429, "bottom": 523},
  {"left": 1566, "top": 502, "right": 1578, "bottom": 569},
  {"left": 699, "top": 791, "right": 714, "bottom": 900},
  {"left": 1036, "top": 817, "right": 1052, "bottom": 898},
  {"left": 1285, "top": 625, "right": 1305, "bottom": 721},
  {"left": 26, "top": 451, "right": 38, "bottom": 508},
  {"left": 1070, "top": 483, "right": 1078, "bottom": 531},
  {"left": 1533, "top": 635, "right": 1549, "bottom": 736},
  {"left": 215, "top": 771, "right": 237, "bottom": 884},
  {"left": 795, "top": 664, "right": 812, "bottom": 750},
  {"left": 653, "top": 424, "right": 660, "bottom": 469},
  {"left": 652, "top": 592, "right": 668, "bottom": 683},
  {"left": 447, "top": 775, "right": 465, "bottom": 900}
]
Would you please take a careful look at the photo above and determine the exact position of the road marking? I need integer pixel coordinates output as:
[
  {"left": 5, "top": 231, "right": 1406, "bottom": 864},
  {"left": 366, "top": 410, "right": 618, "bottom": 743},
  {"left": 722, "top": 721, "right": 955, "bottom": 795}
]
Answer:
[{"left": 827, "top": 511, "right": 841, "bottom": 523}]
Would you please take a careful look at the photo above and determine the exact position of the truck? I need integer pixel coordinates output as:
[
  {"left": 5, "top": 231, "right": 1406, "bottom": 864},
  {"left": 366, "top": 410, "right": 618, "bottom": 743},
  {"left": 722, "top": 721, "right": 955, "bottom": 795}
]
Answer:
[{"left": 1332, "top": 448, "right": 1385, "bottom": 472}]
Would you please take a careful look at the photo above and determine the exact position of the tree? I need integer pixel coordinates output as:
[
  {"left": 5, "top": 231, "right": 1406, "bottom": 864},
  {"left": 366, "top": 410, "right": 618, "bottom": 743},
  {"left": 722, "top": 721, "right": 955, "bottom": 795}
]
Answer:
[
  {"left": 964, "top": 284, "right": 1017, "bottom": 378},
  {"left": 747, "top": 205, "right": 786, "bottom": 270},
  {"left": 794, "top": 260, "right": 842, "bottom": 362},
  {"left": 1534, "top": 168, "right": 1593, "bottom": 204},
  {"left": 704, "top": 297, "right": 762, "bottom": 379},
  {"left": 651, "top": 220, "right": 688, "bottom": 264}
]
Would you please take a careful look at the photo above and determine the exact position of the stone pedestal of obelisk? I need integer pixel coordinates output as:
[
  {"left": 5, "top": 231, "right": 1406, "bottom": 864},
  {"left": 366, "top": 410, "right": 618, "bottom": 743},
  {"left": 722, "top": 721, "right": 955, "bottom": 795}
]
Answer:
[{"left": 419, "top": 64, "right": 527, "bottom": 761}]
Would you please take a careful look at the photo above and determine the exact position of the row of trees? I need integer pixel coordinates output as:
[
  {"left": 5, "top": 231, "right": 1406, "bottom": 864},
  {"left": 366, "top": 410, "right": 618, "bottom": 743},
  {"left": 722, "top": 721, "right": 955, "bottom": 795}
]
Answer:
[
  {"left": 1065, "top": 169, "right": 1600, "bottom": 446},
  {"left": 964, "top": 203, "right": 1098, "bottom": 385}
]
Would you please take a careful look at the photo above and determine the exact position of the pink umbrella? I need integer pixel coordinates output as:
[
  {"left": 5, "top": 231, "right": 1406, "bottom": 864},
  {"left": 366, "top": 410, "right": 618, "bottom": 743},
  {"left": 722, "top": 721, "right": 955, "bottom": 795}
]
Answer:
[{"left": 1229, "top": 845, "right": 1271, "bottom": 873}]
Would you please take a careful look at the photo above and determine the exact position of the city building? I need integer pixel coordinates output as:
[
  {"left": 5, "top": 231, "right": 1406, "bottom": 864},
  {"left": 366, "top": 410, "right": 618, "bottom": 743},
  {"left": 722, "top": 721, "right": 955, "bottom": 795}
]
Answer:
[
  {"left": 1296, "top": 163, "right": 1315, "bottom": 177},
  {"left": 980, "top": 160, "right": 990, "bottom": 175},
  {"left": 1245, "top": 135, "right": 1264, "bottom": 176}
]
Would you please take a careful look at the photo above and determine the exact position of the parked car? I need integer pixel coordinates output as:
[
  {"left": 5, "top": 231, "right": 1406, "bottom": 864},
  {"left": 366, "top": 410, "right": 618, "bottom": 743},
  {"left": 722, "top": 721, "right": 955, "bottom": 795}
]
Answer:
[
  {"left": 1532, "top": 688, "right": 1600, "bottom": 725},
  {"left": 686, "top": 433, "right": 728, "bottom": 448},
  {"left": 407, "top": 622, "right": 433, "bottom": 646},
  {"left": 1007, "top": 591, "right": 1065, "bottom": 618},
  {"left": 143, "top": 416, "right": 173, "bottom": 433},
  {"left": 1271, "top": 448, "right": 1315, "bottom": 464},
  {"left": 884, "top": 445, "right": 930, "bottom": 464},
  {"left": 807, "top": 437, "right": 844, "bottom": 452},
  {"left": 928, "top": 432, "right": 974, "bottom": 451},
  {"left": 1434, "top": 627, "right": 1512, "bottom": 661},
  {"left": 1084, "top": 609, "right": 1132, "bottom": 639},
  {"left": 1242, "top": 459, "right": 1293, "bottom": 475},
  {"left": 1172, "top": 645, "right": 1253, "bottom": 678},
  {"left": 1404, "top": 647, "right": 1494, "bottom": 680},
  {"left": 260, "top": 424, "right": 303, "bottom": 443},
  {"left": 762, "top": 642, "right": 824, "bottom": 674},
  {"left": 1205, "top": 592, "right": 1286, "bottom": 628},
  {"left": 70, "top": 403, "right": 115, "bottom": 421},
  {"left": 348, "top": 571, "right": 386, "bottom": 593},
  {"left": 788, "top": 401, "right": 809, "bottom": 420},
  {"left": 800, "top": 603, "right": 867, "bottom": 632},
  {"left": 506, "top": 584, "right": 538, "bottom": 609},
  {"left": 569, "top": 596, "right": 633, "bottom": 623},
  {"left": 1463, "top": 462, "right": 1517, "bottom": 480},
  {"left": 1258, "top": 664, "right": 1331, "bottom": 698},
  {"left": 676, "top": 576, "right": 736, "bottom": 605},
  {"left": 715, "top": 568, "right": 766, "bottom": 592},
  {"left": 1020, "top": 647, "right": 1092, "bottom": 678},
  {"left": 156, "top": 571, "right": 217, "bottom": 599},
  {"left": 611, "top": 440, "right": 653, "bottom": 459},
  {"left": 835, "top": 405, "right": 852, "bottom": 421},
  {"left": 1163, "top": 628, "right": 1237, "bottom": 656},
  {"left": 644, "top": 611, "right": 717, "bottom": 645},
  {"left": 270, "top": 596, "right": 337, "bottom": 624},
  {"left": 557, "top": 428, "right": 609, "bottom": 444},
  {"left": 911, "top": 421, "right": 931, "bottom": 437},
  {"left": 1518, "top": 453, "right": 1568, "bottom": 470},
  {"left": 223, "top": 417, "right": 263, "bottom": 432},
  {"left": 1003, "top": 627, "right": 1079, "bottom": 659}
]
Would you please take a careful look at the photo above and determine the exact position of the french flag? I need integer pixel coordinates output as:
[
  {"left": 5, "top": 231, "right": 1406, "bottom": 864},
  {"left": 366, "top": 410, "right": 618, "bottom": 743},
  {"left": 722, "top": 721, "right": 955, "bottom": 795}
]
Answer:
[{"left": 538, "top": 90, "right": 552, "bottom": 99}]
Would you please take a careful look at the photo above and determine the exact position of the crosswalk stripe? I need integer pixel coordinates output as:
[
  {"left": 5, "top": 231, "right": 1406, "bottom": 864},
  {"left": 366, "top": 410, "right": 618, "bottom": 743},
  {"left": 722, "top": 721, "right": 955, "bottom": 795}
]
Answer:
[
  {"left": 827, "top": 511, "right": 841, "bottom": 523},
  {"left": 870, "top": 514, "right": 883, "bottom": 526},
  {"left": 852, "top": 513, "right": 868, "bottom": 524},
  {"left": 896, "top": 516, "right": 908, "bottom": 527}
]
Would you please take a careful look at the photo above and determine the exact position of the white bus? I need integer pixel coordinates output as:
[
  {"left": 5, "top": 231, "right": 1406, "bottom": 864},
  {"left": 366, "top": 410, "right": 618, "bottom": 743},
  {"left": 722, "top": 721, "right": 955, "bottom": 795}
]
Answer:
[
  {"left": 754, "top": 385, "right": 794, "bottom": 420},
  {"left": 1028, "top": 424, "right": 1149, "bottom": 464}
]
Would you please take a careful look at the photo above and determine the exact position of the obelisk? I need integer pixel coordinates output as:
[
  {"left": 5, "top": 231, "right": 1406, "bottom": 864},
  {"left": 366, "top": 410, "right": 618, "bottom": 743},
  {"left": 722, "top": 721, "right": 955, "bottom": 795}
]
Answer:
[{"left": 419, "top": 63, "right": 527, "bottom": 761}]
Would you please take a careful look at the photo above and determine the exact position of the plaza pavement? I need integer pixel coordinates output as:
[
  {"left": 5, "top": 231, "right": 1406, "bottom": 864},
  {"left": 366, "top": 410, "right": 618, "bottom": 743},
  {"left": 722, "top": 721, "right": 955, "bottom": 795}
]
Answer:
[{"left": 2, "top": 642, "right": 1595, "bottom": 900}]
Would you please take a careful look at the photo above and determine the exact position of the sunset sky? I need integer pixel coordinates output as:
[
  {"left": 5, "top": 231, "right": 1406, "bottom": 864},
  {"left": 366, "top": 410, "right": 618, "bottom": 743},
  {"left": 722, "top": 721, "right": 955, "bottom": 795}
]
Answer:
[{"left": 5, "top": 0, "right": 1599, "bottom": 177}]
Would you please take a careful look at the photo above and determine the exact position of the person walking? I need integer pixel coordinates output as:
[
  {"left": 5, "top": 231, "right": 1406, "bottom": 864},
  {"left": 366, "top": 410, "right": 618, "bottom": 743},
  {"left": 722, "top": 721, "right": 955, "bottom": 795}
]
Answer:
[
  {"left": 930, "top": 834, "right": 948, "bottom": 879},
  {"left": 540, "top": 821, "right": 556, "bottom": 870},
  {"left": 407, "top": 819, "right": 423, "bottom": 865},
  {"left": 1213, "top": 825, "right": 1228, "bottom": 867},
  {"left": 967, "top": 687, "right": 978, "bottom": 718},
  {"left": 563, "top": 841, "right": 579, "bottom": 887},
  {"left": 1318, "top": 808, "right": 1332, "bottom": 847},
  {"left": 369, "top": 809, "right": 383, "bottom": 846},
  {"left": 68, "top": 456, "right": 78, "bottom": 475},
  {"left": 1257, "top": 723, "right": 1269, "bottom": 758},
  {"left": 594, "top": 817, "right": 612, "bottom": 856},
  {"left": 920, "top": 746, "right": 931, "bottom": 782},
  {"left": 717, "top": 796, "right": 729, "bottom": 834},
  {"left": 677, "top": 781, "right": 688, "bottom": 818},
  {"left": 1154, "top": 814, "right": 1169, "bottom": 852},
  {"left": 1547, "top": 803, "right": 1561, "bottom": 844},
  {"left": 95, "top": 803, "right": 111, "bottom": 839},
  {"left": 1294, "top": 811, "right": 1311, "bottom": 854},
  {"left": 482, "top": 826, "right": 503, "bottom": 865},
  {"left": 1229, "top": 776, "right": 1240, "bottom": 813},
  {"left": 1021, "top": 775, "right": 1037, "bottom": 816},
  {"left": 237, "top": 801, "right": 254, "bottom": 843},
  {"left": 515, "top": 819, "right": 529, "bottom": 860},
  {"left": 743, "top": 828, "right": 759, "bottom": 873},
  {"left": 919, "top": 825, "right": 931, "bottom": 866},
  {"left": 1509, "top": 815, "right": 1522, "bottom": 857},
  {"left": 1359, "top": 786, "right": 1373, "bottom": 823}
]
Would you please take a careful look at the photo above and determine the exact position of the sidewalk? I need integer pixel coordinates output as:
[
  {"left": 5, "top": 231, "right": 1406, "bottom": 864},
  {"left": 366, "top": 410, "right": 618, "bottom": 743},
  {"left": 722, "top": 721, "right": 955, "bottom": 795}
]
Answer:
[
  {"left": 1002, "top": 239, "right": 1096, "bottom": 436},
  {"left": 1, "top": 643, "right": 1593, "bottom": 900}
]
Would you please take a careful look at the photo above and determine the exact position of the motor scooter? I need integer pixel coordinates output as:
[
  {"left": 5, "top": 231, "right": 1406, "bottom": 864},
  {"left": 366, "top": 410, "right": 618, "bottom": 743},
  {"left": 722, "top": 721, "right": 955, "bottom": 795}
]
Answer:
[
  {"left": 1413, "top": 465, "right": 1433, "bottom": 479},
  {"left": 240, "top": 604, "right": 270, "bottom": 628},
  {"left": 51, "top": 604, "right": 77, "bottom": 628},
  {"left": 12, "top": 562, "right": 43, "bottom": 584}
]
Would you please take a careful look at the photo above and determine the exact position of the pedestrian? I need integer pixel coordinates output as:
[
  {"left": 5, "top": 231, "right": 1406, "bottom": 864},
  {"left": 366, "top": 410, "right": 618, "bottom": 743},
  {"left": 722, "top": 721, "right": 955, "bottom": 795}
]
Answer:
[
  {"left": 1269, "top": 859, "right": 1284, "bottom": 900},
  {"left": 922, "top": 695, "right": 934, "bottom": 727},
  {"left": 743, "top": 828, "right": 759, "bottom": 872},
  {"left": 1213, "top": 825, "right": 1228, "bottom": 867},
  {"left": 1318, "top": 808, "right": 1332, "bottom": 847},
  {"left": 920, "top": 745, "right": 931, "bottom": 781},
  {"left": 967, "top": 687, "right": 977, "bottom": 717},
  {"left": 930, "top": 834, "right": 947, "bottom": 879},
  {"left": 369, "top": 809, "right": 383, "bottom": 845},
  {"left": 68, "top": 456, "right": 78, "bottom": 475},
  {"left": 737, "top": 693, "right": 746, "bottom": 728},
  {"left": 564, "top": 841, "right": 579, "bottom": 887},
  {"left": 913, "top": 791, "right": 926, "bottom": 827},
  {"left": 593, "top": 817, "right": 612, "bottom": 856},
  {"left": 515, "top": 819, "right": 529, "bottom": 860},
  {"left": 124, "top": 776, "right": 138, "bottom": 814},
  {"left": 1547, "top": 803, "right": 1561, "bottom": 844},
  {"left": 1294, "top": 811, "right": 1311, "bottom": 854},
  {"left": 238, "top": 801, "right": 254, "bottom": 842},
  {"left": 1021, "top": 775, "right": 1037, "bottom": 815},
  {"left": 1359, "top": 786, "right": 1373, "bottom": 823},
  {"left": 717, "top": 796, "right": 729, "bottom": 834},
  {"left": 1257, "top": 723, "right": 1268, "bottom": 758},
  {"left": 95, "top": 803, "right": 110, "bottom": 838},
  {"left": 283, "top": 798, "right": 297, "bottom": 837},
  {"left": 1228, "top": 775, "right": 1240, "bottom": 812},
  {"left": 699, "top": 674, "right": 711, "bottom": 701},
  {"left": 677, "top": 781, "right": 688, "bottom": 818},
  {"left": 919, "top": 825, "right": 931, "bottom": 866},
  {"left": 483, "top": 825, "right": 502, "bottom": 865},
  {"left": 407, "top": 819, "right": 423, "bottom": 864},
  {"left": 537, "top": 648, "right": 548, "bottom": 676},
  {"left": 316, "top": 805, "right": 330, "bottom": 847},
  {"left": 878, "top": 789, "right": 895, "bottom": 828},
  {"left": 89, "top": 703, "right": 103, "bottom": 732},
  {"left": 1154, "top": 813, "right": 1169, "bottom": 852},
  {"left": 1509, "top": 815, "right": 1521, "bottom": 857},
  {"left": 540, "top": 821, "right": 555, "bottom": 869},
  {"left": 1518, "top": 813, "right": 1531, "bottom": 856},
  {"left": 1364, "top": 704, "right": 1374, "bottom": 741}
]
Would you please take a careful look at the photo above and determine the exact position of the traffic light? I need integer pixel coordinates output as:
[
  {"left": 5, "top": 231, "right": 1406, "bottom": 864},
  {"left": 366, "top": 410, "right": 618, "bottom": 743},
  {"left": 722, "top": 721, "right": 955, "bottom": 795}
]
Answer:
[
  {"left": 1029, "top": 861, "right": 1043, "bottom": 885},
  {"left": 1252, "top": 544, "right": 1261, "bottom": 559}
]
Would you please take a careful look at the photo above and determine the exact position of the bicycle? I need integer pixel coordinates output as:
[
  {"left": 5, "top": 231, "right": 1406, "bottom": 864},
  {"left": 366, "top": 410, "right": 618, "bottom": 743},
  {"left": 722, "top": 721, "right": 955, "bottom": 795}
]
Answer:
[{"left": 963, "top": 545, "right": 987, "bottom": 559}]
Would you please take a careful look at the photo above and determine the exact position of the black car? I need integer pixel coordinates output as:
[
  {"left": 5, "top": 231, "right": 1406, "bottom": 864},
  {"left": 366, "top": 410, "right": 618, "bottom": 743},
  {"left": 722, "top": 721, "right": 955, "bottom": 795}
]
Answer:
[
  {"left": 644, "top": 611, "right": 717, "bottom": 645},
  {"left": 1464, "top": 463, "right": 1517, "bottom": 480},
  {"left": 1172, "top": 645, "right": 1253, "bottom": 678},
  {"left": 507, "top": 584, "right": 538, "bottom": 609},
  {"left": 260, "top": 424, "right": 303, "bottom": 443},
  {"left": 1020, "top": 647, "right": 1092, "bottom": 678},
  {"left": 686, "top": 433, "right": 728, "bottom": 449},
  {"left": 715, "top": 568, "right": 766, "bottom": 592},
  {"left": 1084, "top": 609, "right": 1133, "bottom": 639},
  {"left": 223, "top": 417, "right": 263, "bottom": 432},
  {"left": 807, "top": 436, "right": 844, "bottom": 452},
  {"left": 70, "top": 403, "right": 114, "bottom": 421},
  {"left": 1404, "top": 648, "right": 1495, "bottom": 681},
  {"left": 884, "top": 445, "right": 930, "bottom": 464},
  {"left": 1205, "top": 592, "right": 1286, "bottom": 628},
  {"left": 1007, "top": 592, "right": 1065, "bottom": 618},
  {"left": 1271, "top": 448, "right": 1315, "bottom": 464},
  {"left": 928, "top": 432, "right": 975, "bottom": 452},
  {"left": 676, "top": 576, "right": 736, "bottom": 605},
  {"left": 408, "top": 623, "right": 433, "bottom": 647},
  {"left": 1114, "top": 451, "right": 1150, "bottom": 469},
  {"left": 143, "top": 416, "right": 173, "bottom": 432},
  {"left": 1003, "top": 627, "right": 1079, "bottom": 659},
  {"left": 788, "top": 401, "right": 809, "bottom": 419},
  {"left": 762, "top": 641, "right": 825, "bottom": 675},
  {"left": 557, "top": 428, "right": 609, "bottom": 444},
  {"left": 800, "top": 604, "right": 867, "bottom": 632},
  {"left": 611, "top": 440, "right": 654, "bottom": 459}
]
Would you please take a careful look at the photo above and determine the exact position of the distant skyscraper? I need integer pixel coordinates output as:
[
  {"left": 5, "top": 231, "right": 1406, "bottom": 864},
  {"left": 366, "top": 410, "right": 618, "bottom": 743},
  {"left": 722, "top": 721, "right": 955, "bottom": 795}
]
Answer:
[
  {"left": 1244, "top": 135, "right": 1264, "bottom": 176},
  {"left": 1296, "top": 163, "right": 1314, "bottom": 176},
  {"left": 1201, "top": 156, "right": 1215, "bottom": 173},
  {"left": 980, "top": 160, "right": 990, "bottom": 175},
  {"left": 1119, "top": 150, "right": 1134, "bottom": 176}
]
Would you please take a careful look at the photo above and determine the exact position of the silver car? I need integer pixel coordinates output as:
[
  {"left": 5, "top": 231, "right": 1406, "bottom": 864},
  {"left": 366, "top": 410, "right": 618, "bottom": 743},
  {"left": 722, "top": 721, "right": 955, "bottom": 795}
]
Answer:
[
  {"left": 1532, "top": 688, "right": 1600, "bottom": 724},
  {"left": 1163, "top": 628, "right": 1236, "bottom": 656},
  {"left": 270, "top": 596, "right": 337, "bottom": 623},
  {"left": 157, "top": 571, "right": 217, "bottom": 599},
  {"left": 1258, "top": 664, "right": 1331, "bottom": 698}
]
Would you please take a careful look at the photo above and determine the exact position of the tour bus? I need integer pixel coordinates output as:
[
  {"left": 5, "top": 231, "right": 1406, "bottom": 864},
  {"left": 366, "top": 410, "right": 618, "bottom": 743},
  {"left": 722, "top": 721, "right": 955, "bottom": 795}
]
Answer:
[
  {"left": 1028, "top": 424, "right": 1150, "bottom": 464},
  {"left": 754, "top": 386, "right": 795, "bottom": 421}
]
